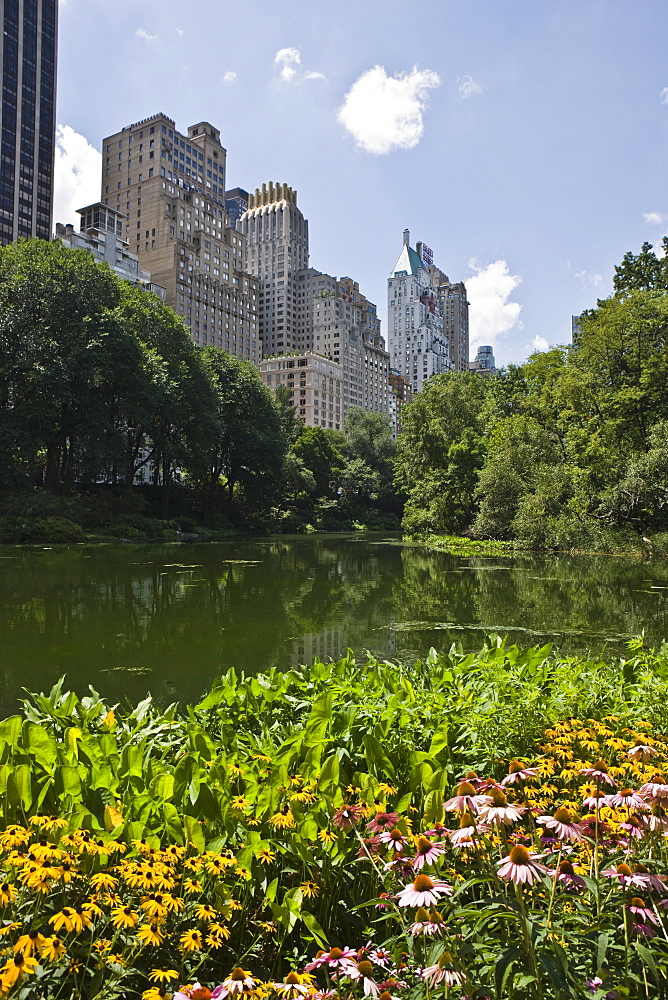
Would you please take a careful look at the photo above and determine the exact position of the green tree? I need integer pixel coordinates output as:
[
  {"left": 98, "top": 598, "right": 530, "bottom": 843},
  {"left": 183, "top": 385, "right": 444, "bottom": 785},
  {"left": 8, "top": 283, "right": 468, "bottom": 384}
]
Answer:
[
  {"left": 395, "top": 372, "right": 493, "bottom": 534},
  {"left": 0, "top": 239, "right": 143, "bottom": 488},
  {"left": 613, "top": 238, "right": 668, "bottom": 294},
  {"left": 196, "top": 349, "right": 287, "bottom": 526},
  {"left": 292, "top": 426, "right": 344, "bottom": 498},
  {"left": 117, "top": 284, "right": 217, "bottom": 513}
]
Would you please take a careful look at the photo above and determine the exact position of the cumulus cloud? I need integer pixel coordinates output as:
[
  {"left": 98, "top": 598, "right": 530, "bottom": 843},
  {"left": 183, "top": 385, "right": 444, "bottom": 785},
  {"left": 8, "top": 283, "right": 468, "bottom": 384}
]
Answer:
[
  {"left": 644, "top": 211, "right": 666, "bottom": 225},
  {"left": 136, "top": 27, "right": 158, "bottom": 42},
  {"left": 223, "top": 70, "right": 237, "bottom": 83},
  {"left": 467, "top": 258, "right": 522, "bottom": 351},
  {"left": 573, "top": 269, "right": 602, "bottom": 288},
  {"left": 529, "top": 334, "right": 549, "bottom": 353},
  {"left": 660, "top": 87, "right": 668, "bottom": 104},
  {"left": 53, "top": 125, "right": 101, "bottom": 226},
  {"left": 275, "top": 47, "right": 301, "bottom": 83},
  {"left": 457, "top": 74, "right": 482, "bottom": 98},
  {"left": 338, "top": 65, "right": 440, "bottom": 154}
]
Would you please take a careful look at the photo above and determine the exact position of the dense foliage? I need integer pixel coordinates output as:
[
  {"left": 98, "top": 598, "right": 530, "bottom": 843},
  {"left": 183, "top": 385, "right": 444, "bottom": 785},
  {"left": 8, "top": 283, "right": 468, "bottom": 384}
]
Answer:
[
  {"left": 398, "top": 242, "right": 668, "bottom": 550},
  {"left": 0, "top": 240, "right": 401, "bottom": 539},
  {"left": 0, "top": 640, "right": 667, "bottom": 995}
]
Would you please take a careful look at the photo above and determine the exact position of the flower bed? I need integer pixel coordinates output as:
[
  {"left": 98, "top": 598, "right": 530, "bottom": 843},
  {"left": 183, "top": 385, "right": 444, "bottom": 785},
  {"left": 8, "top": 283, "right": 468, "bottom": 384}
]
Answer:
[{"left": 0, "top": 715, "right": 665, "bottom": 996}]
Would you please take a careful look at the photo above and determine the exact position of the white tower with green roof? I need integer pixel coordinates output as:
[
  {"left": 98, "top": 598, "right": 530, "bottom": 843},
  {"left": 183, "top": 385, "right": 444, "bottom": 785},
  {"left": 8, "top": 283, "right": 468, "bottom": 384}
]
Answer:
[{"left": 387, "top": 230, "right": 451, "bottom": 393}]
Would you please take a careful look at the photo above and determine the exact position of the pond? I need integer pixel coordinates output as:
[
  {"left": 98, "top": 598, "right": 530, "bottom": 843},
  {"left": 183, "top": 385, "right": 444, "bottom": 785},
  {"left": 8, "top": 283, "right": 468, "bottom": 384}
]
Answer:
[{"left": 0, "top": 533, "right": 667, "bottom": 713}]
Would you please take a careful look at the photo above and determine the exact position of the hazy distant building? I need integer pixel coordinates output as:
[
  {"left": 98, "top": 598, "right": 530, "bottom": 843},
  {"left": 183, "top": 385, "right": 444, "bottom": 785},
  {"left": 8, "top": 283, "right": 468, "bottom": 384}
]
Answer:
[
  {"left": 387, "top": 230, "right": 451, "bottom": 393},
  {"left": 0, "top": 0, "right": 58, "bottom": 244},
  {"left": 56, "top": 203, "right": 165, "bottom": 298},
  {"left": 469, "top": 344, "right": 496, "bottom": 375},
  {"left": 100, "top": 113, "right": 259, "bottom": 363}
]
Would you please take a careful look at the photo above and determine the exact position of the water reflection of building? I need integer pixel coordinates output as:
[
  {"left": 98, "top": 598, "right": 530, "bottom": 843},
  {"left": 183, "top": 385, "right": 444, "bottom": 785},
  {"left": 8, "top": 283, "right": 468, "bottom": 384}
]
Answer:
[{"left": 290, "top": 624, "right": 397, "bottom": 668}]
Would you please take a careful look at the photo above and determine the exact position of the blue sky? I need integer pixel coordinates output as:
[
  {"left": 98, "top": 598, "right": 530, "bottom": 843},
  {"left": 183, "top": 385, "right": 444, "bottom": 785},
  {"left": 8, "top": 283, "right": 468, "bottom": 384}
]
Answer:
[{"left": 55, "top": 0, "right": 668, "bottom": 365}]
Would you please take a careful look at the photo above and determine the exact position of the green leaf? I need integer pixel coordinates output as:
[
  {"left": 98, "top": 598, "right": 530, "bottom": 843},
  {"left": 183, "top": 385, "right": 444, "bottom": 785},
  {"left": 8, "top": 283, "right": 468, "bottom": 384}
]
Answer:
[
  {"left": 184, "top": 814, "right": 205, "bottom": 853},
  {"left": 301, "top": 909, "right": 328, "bottom": 948}
]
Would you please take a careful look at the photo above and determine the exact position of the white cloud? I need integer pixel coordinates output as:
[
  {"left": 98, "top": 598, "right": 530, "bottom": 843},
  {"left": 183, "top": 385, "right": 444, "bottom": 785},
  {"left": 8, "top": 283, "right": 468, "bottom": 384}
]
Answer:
[
  {"left": 457, "top": 74, "right": 482, "bottom": 98},
  {"left": 53, "top": 125, "right": 101, "bottom": 226},
  {"left": 135, "top": 27, "right": 158, "bottom": 42},
  {"left": 573, "top": 269, "right": 602, "bottom": 288},
  {"left": 467, "top": 258, "right": 522, "bottom": 351},
  {"left": 644, "top": 211, "right": 665, "bottom": 225},
  {"left": 660, "top": 87, "right": 668, "bottom": 104},
  {"left": 223, "top": 70, "right": 237, "bottom": 83},
  {"left": 304, "top": 71, "right": 327, "bottom": 82},
  {"left": 338, "top": 65, "right": 440, "bottom": 154},
  {"left": 274, "top": 47, "right": 301, "bottom": 83},
  {"left": 175, "top": 28, "right": 183, "bottom": 38},
  {"left": 529, "top": 335, "right": 549, "bottom": 353}
]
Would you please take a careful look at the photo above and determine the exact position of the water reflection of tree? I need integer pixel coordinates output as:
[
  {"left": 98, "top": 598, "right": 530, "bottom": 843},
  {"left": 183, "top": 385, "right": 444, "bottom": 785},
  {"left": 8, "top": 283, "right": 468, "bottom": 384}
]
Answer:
[
  {"left": 3, "top": 541, "right": 668, "bottom": 715},
  {"left": 392, "top": 547, "right": 668, "bottom": 656}
]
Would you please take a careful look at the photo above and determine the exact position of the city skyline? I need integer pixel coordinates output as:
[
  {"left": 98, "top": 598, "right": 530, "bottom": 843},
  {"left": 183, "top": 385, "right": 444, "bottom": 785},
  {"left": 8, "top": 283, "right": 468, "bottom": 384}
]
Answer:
[{"left": 53, "top": 0, "right": 668, "bottom": 366}]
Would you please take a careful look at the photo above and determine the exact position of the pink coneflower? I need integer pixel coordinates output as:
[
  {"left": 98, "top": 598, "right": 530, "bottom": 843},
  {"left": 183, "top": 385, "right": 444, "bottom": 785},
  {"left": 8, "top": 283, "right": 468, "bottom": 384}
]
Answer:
[
  {"left": 367, "top": 811, "right": 400, "bottom": 834},
  {"left": 356, "top": 836, "right": 381, "bottom": 858},
  {"left": 444, "top": 781, "right": 490, "bottom": 814},
  {"left": 461, "top": 770, "right": 486, "bottom": 789},
  {"left": 479, "top": 788, "right": 526, "bottom": 827},
  {"left": 396, "top": 873, "right": 453, "bottom": 907},
  {"left": 640, "top": 774, "right": 668, "bottom": 802},
  {"left": 378, "top": 828, "right": 406, "bottom": 851},
  {"left": 630, "top": 864, "right": 665, "bottom": 893},
  {"left": 627, "top": 744, "right": 658, "bottom": 761},
  {"left": 601, "top": 862, "right": 635, "bottom": 886},
  {"left": 497, "top": 844, "right": 549, "bottom": 885},
  {"left": 555, "top": 859, "right": 585, "bottom": 890},
  {"left": 211, "top": 968, "right": 258, "bottom": 998},
  {"left": 375, "top": 893, "right": 392, "bottom": 911},
  {"left": 422, "top": 952, "right": 465, "bottom": 988},
  {"left": 618, "top": 817, "right": 645, "bottom": 842},
  {"left": 607, "top": 789, "right": 648, "bottom": 811},
  {"left": 447, "top": 811, "right": 488, "bottom": 848},
  {"left": 332, "top": 805, "right": 364, "bottom": 830},
  {"left": 582, "top": 788, "right": 609, "bottom": 810},
  {"left": 177, "top": 986, "right": 212, "bottom": 1000},
  {"left": 423, "top": 821, "right": 449, "bottom": 839},
  {"left": 368, "top": 949, "right": 392, "bottom": 969},
  {"left": 642, "top": 803, "right": 668, "bottom": 832},
  {"left": 305, "top": 947, "right": 358, "bottom": 975},
  {"left": 579, "top": 761, "right": 616, "bottom": 786},
  {"left": 384, "top": 852, "right": 414, "bottom": 878},
  {"left": 627, "top": 897, "right": 659, "bottom": 925},
  {"left": 501, "top": 759, "right": 538, "bottom": 785},
  {"left": 412, "top": 835, "right": 447, "bottom": 870},
  {"left": 537, "top": 806, "right": 584, "bottom": 843},
  {"left": 349, "top": 960, "right": 380, "bottom": 997},
  {"left": 409, "top": 906, "right": 442, "bottom": 936}
]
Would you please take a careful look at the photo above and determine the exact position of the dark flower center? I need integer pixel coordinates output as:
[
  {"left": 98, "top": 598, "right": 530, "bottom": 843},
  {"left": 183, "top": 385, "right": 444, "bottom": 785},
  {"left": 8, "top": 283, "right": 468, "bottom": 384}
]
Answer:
[
  {"left": 509, "top": 845, "right": 530, "bottom": 865},
  {"left": 413, "top": 874, "right": 434, "bottom": 891}
]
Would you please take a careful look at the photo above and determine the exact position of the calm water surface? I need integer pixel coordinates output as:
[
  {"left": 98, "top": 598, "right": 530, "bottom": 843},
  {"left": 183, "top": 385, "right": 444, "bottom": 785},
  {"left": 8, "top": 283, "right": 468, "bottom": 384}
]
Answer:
[{"left": 1, "top": 534, "right": 668, "bottom": 713}]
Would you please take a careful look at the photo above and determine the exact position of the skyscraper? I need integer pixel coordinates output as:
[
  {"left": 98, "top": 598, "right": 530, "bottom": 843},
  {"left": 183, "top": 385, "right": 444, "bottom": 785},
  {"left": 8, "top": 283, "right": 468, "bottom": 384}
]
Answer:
[
  {"left": 100, "top": 114, "right": 260, "bottom": 362},
  {"left": 241, "top": 182, "right": 309, "bottom": 357},
  {"left": 0, "top": 0, "right": 58, "bottom": 245},
  {"left": 426, "top": 264, "right": 470, "bottom": 372},
  {"left": 387, "top": 230, "right": 451, "bottom": 393}
]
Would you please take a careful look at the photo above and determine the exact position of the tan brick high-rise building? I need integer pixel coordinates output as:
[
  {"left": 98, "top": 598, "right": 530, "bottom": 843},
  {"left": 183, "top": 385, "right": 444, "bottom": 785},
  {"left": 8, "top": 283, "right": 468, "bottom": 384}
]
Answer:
[{"left": 100, "top": 114, "right": 259, "bottom": 362}]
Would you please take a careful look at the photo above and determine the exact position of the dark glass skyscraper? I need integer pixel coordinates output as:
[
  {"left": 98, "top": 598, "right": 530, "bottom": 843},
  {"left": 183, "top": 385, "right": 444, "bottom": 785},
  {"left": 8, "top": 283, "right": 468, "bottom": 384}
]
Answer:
[{"left": 0, "top": 0, "right": 57, "bottom": 245}]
